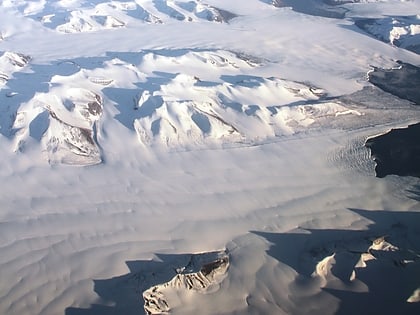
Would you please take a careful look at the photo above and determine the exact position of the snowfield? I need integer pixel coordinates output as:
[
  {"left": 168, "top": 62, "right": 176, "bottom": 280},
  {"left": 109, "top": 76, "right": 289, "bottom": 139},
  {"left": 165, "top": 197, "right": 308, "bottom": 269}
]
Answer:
[{"left": 0, "top": 1, "right": 420, "bottom": 315}]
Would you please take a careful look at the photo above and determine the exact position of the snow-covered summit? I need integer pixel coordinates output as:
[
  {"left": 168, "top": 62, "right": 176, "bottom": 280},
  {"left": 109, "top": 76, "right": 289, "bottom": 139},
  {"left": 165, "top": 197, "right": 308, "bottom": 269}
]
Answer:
[
  {"left": 4, "top": 0, "right": 237, "bottom": 33},
  {"left": 2, "top": 48, "right": 369, "bottom": 165}
]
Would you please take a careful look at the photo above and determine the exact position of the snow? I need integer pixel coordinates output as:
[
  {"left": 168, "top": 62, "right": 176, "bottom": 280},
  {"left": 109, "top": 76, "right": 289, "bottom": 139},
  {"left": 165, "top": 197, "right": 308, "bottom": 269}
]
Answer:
[{"left": 1, "top": 0, "right": 420, "bottom": 314}]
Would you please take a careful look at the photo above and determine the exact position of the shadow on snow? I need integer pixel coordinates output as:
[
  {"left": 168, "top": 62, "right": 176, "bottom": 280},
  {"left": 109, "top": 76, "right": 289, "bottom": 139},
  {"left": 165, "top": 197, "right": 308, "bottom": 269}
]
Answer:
[
  {"left": 65, "top": 208, "right": 420, "bottom": 314},
  {"left": 254, "top": 208, "right": 420, "bottom": 315}
]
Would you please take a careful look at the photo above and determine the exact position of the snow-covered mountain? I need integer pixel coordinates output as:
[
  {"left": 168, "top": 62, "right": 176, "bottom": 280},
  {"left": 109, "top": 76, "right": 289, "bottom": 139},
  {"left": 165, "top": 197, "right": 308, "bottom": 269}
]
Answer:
[
  {"left": 4, "top": 0, "right": 237, "bottom": 33},
  {"left": 3, "top": 48, "right": 372, "bottom": 165},
  {"left": 0, "top": 1, "right": 419, "bottom": 315}
]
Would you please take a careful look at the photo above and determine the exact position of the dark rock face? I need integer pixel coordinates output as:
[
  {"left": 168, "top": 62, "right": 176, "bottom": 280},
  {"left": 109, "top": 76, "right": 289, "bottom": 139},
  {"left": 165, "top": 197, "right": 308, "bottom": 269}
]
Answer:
[
  {"left": 368, "top": 62, "right": 420, "bottom": 105},
  {"left": 355, "top": 16, "right": 420, "bottom": 55},
  {"left": 365, "top": 62, "right": 420, "bottom": 178},
  {"left": 261, "top": 0, "right": 348, "bottom": 19},
  {"left": 365, "top": 123, "right": 420, "bottom": 178}
]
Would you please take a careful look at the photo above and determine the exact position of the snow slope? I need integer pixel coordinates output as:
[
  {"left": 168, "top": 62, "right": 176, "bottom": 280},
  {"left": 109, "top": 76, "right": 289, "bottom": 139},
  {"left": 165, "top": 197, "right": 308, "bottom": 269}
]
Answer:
[{"left": 0, "top": 1, "right": 420, "bottom": 315}]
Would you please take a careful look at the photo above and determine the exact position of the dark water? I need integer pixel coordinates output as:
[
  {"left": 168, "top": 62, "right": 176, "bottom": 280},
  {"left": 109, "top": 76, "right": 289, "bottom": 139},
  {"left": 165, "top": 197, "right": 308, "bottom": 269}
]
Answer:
[
  {"left": 365, "top": 61, "right": 420, "bottom": 178},
  {"left": 368, "top": 61, "right": 420, "bottom": 105},
  {"left": 365, "top": 123, "right": 420, "bottom": 178}
]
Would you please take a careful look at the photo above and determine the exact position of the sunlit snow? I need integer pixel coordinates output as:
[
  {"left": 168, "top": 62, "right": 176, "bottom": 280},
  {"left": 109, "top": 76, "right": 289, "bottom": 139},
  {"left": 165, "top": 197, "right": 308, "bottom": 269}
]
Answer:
[{"left": 0, "top": 1, "right": 420, "bottom": 315}]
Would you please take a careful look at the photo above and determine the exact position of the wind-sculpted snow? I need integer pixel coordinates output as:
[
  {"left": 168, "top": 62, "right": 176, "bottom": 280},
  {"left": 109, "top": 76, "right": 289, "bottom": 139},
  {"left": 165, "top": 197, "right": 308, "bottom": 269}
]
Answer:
[
  {"left": 1, "top": 1, "right": 420, "bottom": 315},
  {"left": 0, "top": 51, "right": 31, "bottom": 138},
  {"left": 8, "top": 62, "right": 104, "bottom": 164},
  {"left": 8, "top": 0, "right": 236, "bottom": 33},
  {"left": 252, "top": 209, "right": 420, "bottom": 315},
  {"left": 66, "top": 209, "right": 420, "bottom": 315},
  {"left": 2, "top": 48, "right": 419, "bottom": 166},
  {"left": 65, "top": 250, "right": 229, "bottom": 315}
]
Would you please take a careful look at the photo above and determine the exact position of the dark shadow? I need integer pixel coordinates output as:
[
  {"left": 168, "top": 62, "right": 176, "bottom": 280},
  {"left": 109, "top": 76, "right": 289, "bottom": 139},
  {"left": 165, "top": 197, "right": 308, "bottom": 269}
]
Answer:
[
  {"left": 21, "top": 0, "right": 238, "bottom": 27},
  {"left": 407, "top": 184, "right": 420, "bottom": 202},
  {"left": 206, "top": 8, "right": 238, "bottom": 23},
  {"left": 29, "top": 111, "right": 50, "bottom": 141},
  {"left": 118, "top": 4, "right": 160, "bottom": 23},
  {"left": 152, "top": 0, "right": 185, "bottom": 21},
  {"left": 352, "top": 16, "right": 420, "bottom": 55},
  {"left": 191, "top": 112, "right": 211, "bottom": 134},
  {"left": 330, "top": 251, "right": 360, "bottom": 283},
  {"left": 339, "top": 22, "right": 378, "bottom": 40},
  {"left": 104, "top": 51, "right": 145, "bottom": 66},
  {"left": 259, "top": 0, "right": 349, "bottom": 19},
  {"left": 365, "top": 122, "right": 420, "bottom": 178},
  {"left": 253, "top": 208, "right": 420, "bottom": 315},
  {"left": 324, "top": 286, "right": 420, "bottom": 315},
  {"left": 325, "top": 228, "right": 420, "bottom": 315},
  {"left": 368, "top": 61, "right": 420, "bottom": 105},
  {"left": 104, "top": 72, "right": 174, "bottom": 131},
  {"left": 254, "top": 227, "right": 370, "bottom": 277},
  {"left": 177, "top": 1, "right": 196, "bottom": 12},
  {"left": 23, "top": 2, "right": 73, "bottom": 30},
  {"left": 217, "top": 93, "right": 243, "bottom": 113},
  {"left": 194, "top": 80, "right": 219, "bottom": 87},
  {"left": 102, "top": 87, "right": 142, "bottom": 131},
  {"left": 65, "top": 250, "right": 225, "bottom": 315},
  {"left": 220, "top": 74, "right": 264, "bottom": 88},
  {"left": 65, "top": 209, "right": 420, "bottom": 315},
  {"left": 0, "top": 55, "right": 72, "bottom": 137},
  {"left": 0, "top": 48, "right": 238, "bottom": 141},
  {"left": 23, "top": 0, "right": 158, "bottom": 29},
  {"left": 150, "top": 118, "right": 161, "bottom": 136},
  {"left": 105, "top": 48, "right": 225, "bottom": 64},
  {"left": 244, "top": 105, "right": 260, "bottom": 116},
  {"left": 267, "top": 106, "right": 278, "bottom": 115}
]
